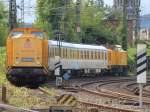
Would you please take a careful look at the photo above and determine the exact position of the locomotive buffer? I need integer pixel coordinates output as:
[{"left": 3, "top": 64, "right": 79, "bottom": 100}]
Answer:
[{"left": 137, "top": 44, "right": 147, "bottom": 108}]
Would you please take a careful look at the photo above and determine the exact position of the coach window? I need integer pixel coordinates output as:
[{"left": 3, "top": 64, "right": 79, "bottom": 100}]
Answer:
[
  {"left": 75, "top": 49, "right": 77, "bottom": 59},
  {"left": 80, "top": 50, "right": 82, "bottom": 59},
  {"left": 87, "top": 51, "right": 89, "bottom": 59},
  {"left": 63, "top": 48, "right": 66, "bottom": 58},
  {"left": 81, "top": 50, "right": 83, "bottom": 59},
  {"left": 77, "top": 50, "right": 79, "bottom": 59},
  {"left": 72, "top": 49, "right": 74, "bottom": 59},
  {"left": 72, "top": 49, "right": 76, "bottom": 59},
  {"left": 105, "top": 52, "right": 107, "bottom": 60},
  {"left": 102, "top": 51, "right": 104, "bottom": 60},
  {"left": 69, "top": 48, "right": 72, "bottom": 59},
  {"left": 55, "top": 47, "right": 58, "bottom": 56},
  {"left": 65, "top": 48, "right": 67, "bottom": 58},
  {"left": 51, "top": 47, "right": 54, "bottom": 58},
  {"left": 93, "top": 51, "right": 95, "bottom": 60},
  {"left": 69, "top": 48, "right": 71, "bottom": 59},
  {"left": 95, "top": 51, "right": 97, "bottom": 59},
  {"left": 89, "top": 51, "right": 91, "bottom": 59},
  {"left": 72, "top": 49, "right": 73, "bottom": 59},
  {"left": 73, "top": 49, "right": 75, "bottom": 59},
  {"left": 98, "top": 51, "right": 100, "bottom": 60},
  {"left": 49, "top": 47, "right": 51, "bottom": 57},
  {"left": 71, "top": 49, "right": 73, "bottom": 59},
  {"left": 50, "top": 47, "right": 53, "bottom": 58},
  {"left": 84, "top": 50, "right": 86, "bottom": 59},
  {"left": 91, "top": 51, "right": 93, "bottom": 59},
  {"left": 67, "top": 48, "right": 70, "bottom": 59},
  {"left": 86, "top": 50, "right": 88, "bottom": 59},
  {"left": 83, "top": 50, "right": 85, "bottom": 59}
]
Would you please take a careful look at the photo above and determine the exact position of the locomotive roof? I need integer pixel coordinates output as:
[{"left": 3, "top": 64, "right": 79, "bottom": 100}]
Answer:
[
  {"left": 11, "top": 28, "right": 43, "bottom": 32},
  {"left": 48, "top": 40, "right": 107, "bottom": 50}
]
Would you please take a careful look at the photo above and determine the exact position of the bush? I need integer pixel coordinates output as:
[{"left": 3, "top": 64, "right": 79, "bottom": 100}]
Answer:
[{"left": 127, "top": 46, "right": 150, "bottom": 73}]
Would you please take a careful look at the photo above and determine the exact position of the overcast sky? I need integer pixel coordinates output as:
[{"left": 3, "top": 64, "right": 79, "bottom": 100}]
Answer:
[{"left": 22, "top": 0, "right": 150, "bottom": 23}]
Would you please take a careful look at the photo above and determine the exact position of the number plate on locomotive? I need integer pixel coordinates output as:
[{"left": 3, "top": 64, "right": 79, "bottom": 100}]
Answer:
[{"left": 22, "top": 57, "right": 34, "bottom": 62}]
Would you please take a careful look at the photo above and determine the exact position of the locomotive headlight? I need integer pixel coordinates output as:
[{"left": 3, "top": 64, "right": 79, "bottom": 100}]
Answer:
[
  {"left": 36, "top": 57, "right": 40, "bottom": 64},
  {"left": 15, "top": 57, "right": 20, "bottom": 64},
  {"left": 36, "top": 62, "right": 40, "bottom": 64}
]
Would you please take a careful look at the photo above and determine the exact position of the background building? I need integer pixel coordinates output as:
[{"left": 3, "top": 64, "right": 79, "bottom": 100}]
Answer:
[
  {"left": 139, "top": 29, "right": 150, "bottom": 41},
  {"left": 113, "top": 0, "right": 140, "bottom": 19},
  {"left": 113, "top": 0, "right": 141, "bottom": 44}
]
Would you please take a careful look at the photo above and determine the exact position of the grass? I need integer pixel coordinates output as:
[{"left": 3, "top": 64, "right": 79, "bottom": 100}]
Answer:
[
  {"left": 8, "top": 85, "right": 56, "bottom": 108},
  {"left": 0, "top": 47, "right": 6, "bottom": 84},
  {"left": 0, "top": 47, "right": 56, "bottom": 108},
  {"left": 128, "top": 47, "right": 150, "bottom": 60}
]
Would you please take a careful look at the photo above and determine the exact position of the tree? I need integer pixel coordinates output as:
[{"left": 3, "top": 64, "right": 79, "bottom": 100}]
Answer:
[
  {"left": 0, "top": 1, "right": 8, "bottom": 46},
  {"left": 80, "top": 0, "right": 118, "bottom": 44},
  {"left": 35, "top": 0, "right": 122, "bottom": 45},
  {"left": 35, "top": 0, "right": 77, "bottom": 41}
]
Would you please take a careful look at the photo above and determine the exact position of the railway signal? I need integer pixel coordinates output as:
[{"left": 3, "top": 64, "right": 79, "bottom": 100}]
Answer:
[
  {"left": 137, "top": 44, "right": 147, "bottom": 108},
  {"left": 55, "top": 56, "right": 63, "bottom": 87},
  {"left": 56, "top": 77, "right": 63, "bottom": 87}
]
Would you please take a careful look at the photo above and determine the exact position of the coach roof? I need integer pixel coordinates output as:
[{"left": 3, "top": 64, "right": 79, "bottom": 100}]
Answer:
[{"left": 48, "top": 40, "right": 107, "bottom": 50}]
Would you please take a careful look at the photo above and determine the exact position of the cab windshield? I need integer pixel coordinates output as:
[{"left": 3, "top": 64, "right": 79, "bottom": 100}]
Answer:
[
  {"left": 11, "top": 31, "right": 24, "bottom": 38},
  {"left": 31, "top": 32, "right": 44, "bottom": 39}
]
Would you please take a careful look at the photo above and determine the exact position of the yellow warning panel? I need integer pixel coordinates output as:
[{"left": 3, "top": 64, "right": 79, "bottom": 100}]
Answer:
[{"left": 57, "top": 94, "right": 77, "bottom": 106}]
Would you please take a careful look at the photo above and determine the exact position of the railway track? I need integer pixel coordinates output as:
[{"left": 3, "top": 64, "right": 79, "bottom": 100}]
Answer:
[
  {"left": 37, "top": 86, "right": 141, "bottom": 112},
  {"left": 36, "top": 76, "right": 150, "bottom": 112},
  {"left": 0, "top": 103, "right": 38, "bottom": 112},
  {"left": 95, "top": 80, "right": 150, "bottom": 105},
  {"left": 62, "top": 77, "right": 150, "bottom": 111},
  {"left": 1, "top": 76, "right": 149, "bottom": 112}
]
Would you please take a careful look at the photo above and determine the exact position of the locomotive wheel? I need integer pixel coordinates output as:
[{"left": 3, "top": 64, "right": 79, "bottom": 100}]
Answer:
[{"left": 6, "top": 74, "right": 26, "bottom": 87}]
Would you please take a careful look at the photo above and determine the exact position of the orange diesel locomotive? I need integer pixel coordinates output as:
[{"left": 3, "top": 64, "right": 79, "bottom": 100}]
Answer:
[
  {"left": 6, "top": 28, "right": 48, "bottom": 88},
  {"left": 6, "top": 28, "right": 127, "bottom": 89}
]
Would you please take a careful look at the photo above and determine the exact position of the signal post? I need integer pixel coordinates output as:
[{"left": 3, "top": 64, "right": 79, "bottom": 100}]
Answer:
[
  {"left": 137, "top": 44, "right": 147, "bottom": 108},
  {"left": 55, "top": 56, "right": 63, "bottom": 87}
]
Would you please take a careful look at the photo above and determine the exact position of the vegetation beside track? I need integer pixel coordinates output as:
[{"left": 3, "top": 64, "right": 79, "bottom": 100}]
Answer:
[
  {"left": 128, "top": 47, "right": 150, "bottom": 73},
  {"left": 0, "top": 47, "right": 6, "bottom": 84}
]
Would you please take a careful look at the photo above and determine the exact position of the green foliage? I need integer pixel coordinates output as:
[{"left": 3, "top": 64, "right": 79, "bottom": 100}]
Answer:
[
  {"left": 127, "top": 46, "right": 150, "bottom": 73},
  {"left": 35, "top": 0, "right": 76, "bottom": 41},
  {"left": 127, "top": 47, "right": 136, "bottom": 73},
  {"left": 0, "top": 1, "right": 8, "bottom": 46},
  {"left": 80, "top": 0, "right": 119, "bottom": 44},
  {"left": 35, "top": 0, "right": 123, "bottom": 45},
  {"left": 0, "top": 47, "right": 6, "bottom": 84}
]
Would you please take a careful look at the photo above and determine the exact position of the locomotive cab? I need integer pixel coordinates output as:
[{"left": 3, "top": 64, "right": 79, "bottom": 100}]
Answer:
[{"left": 6, "top": 28, "right": 48, "bottom": 88}]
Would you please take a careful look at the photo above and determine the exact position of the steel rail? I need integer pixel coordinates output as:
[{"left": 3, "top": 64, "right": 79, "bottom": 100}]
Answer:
[
  {"left": 0, "top": 103, "right": 38, "bottom": 112},
  {"left": 78, "top": 100, "right": 139, "bottom": 112}
]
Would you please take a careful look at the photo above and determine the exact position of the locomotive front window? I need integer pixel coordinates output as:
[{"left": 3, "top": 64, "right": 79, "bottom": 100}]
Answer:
[
  {"left": 31, "top": 32, "right": 44, "bottom": 39},
  {"left": 11, "top": 31, "right": 24, "bottom": 38}
]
